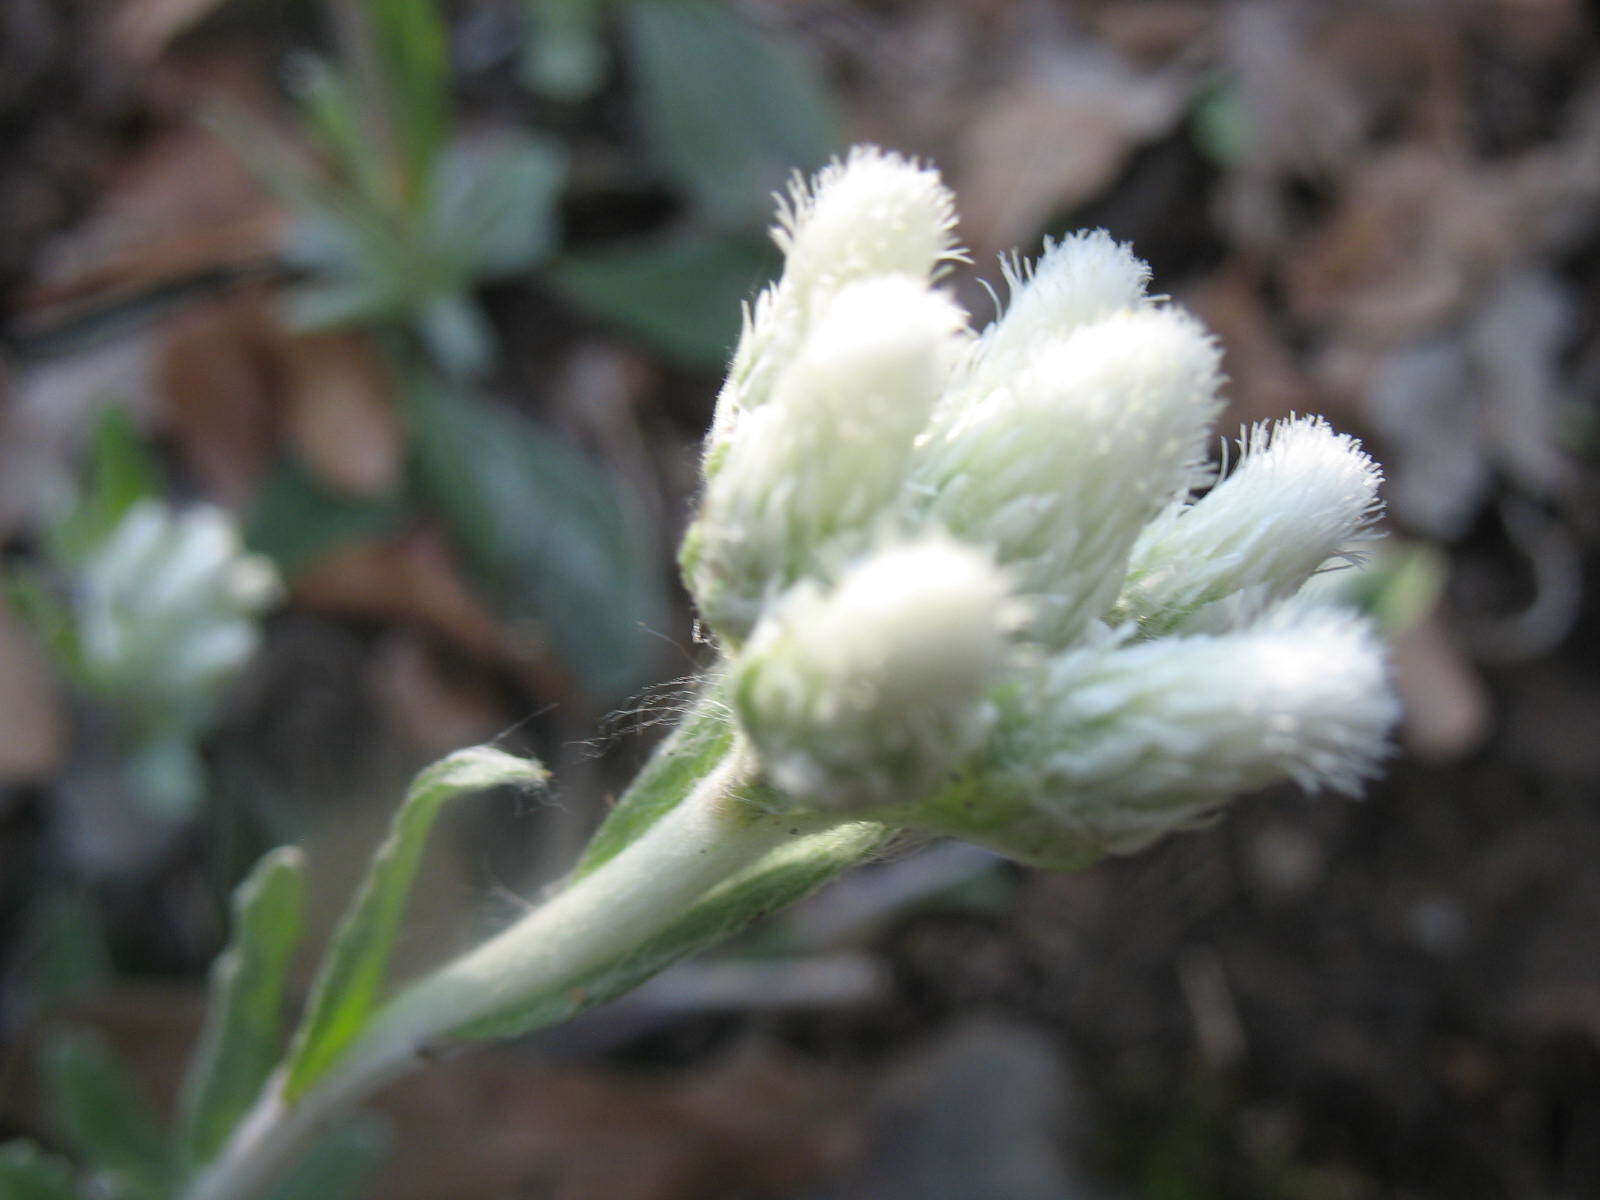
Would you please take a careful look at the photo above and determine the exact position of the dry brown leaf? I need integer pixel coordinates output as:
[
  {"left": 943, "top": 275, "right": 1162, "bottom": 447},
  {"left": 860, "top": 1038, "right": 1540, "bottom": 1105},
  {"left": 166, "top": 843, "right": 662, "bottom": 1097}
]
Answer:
[
  {"left": 158, "top": 287, "right": 283, "bottom": 506},
  {"left": 370, "top": 629, "right": 507, "bottom": 758},
  {"left": 955, "top": 46, "right": 1190, "bottom": 259},
  {"left": 24, "top": 119, "right": 283, "bottom": 332},
  {"left": 292, "top": 529, "right": 510, "bottom": 663},
  {"left": 369, "top": 1040, "right": 868, "bottom": 1200},
  {"left": 1390, "top": 613, "right": 1490, "bottom": 764},
  {"left": 1091, "top": 2, "right": 1215, "bottom": 65},
  {"left": 1186, "top": 264, "right": 1323, "bottom": 430},
  {"left": 111, "top": 0, "right": 232, "bottom": 67},
  {"left": 282, "top": 332, "right": 405, "bottom": 499}
]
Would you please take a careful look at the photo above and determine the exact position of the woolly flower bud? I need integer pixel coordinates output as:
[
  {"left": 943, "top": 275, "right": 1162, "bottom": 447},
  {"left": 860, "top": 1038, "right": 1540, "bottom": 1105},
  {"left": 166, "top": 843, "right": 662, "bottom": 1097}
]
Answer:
[
  {"left": 773, "top": 146, "right": 962, "bottom": 296},
  {"left": 959, "top": 231, "right": 1151, "bottom": 397},
  {"left": 78, "top": 500, "right": 281, "bottom": 710},
  {"left": 730, "top": 539, "right": 1012, "bottom": 810},
  {"left": 911, "top": 306, "right": 1222, "bottom": 646},
  {"left": 708, "top": 148, "right": 963, "bottom": 462},
  {"left": 1117, "top": 415, "right": 1384, "bottom": 635},
  {"left": 684, "top": 276, "right": 966, "bottom": 642},
  {"left": 924, "top": 606, "right": 1398, "bottom": 868}
]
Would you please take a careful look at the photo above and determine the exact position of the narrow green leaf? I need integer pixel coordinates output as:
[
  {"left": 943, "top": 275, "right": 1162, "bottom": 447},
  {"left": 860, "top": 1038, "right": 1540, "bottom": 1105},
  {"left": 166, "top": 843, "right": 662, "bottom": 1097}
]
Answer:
[
  {"left": 283, "top": 747, "right": 547, "bottom": 1100},
  {"left": 571, "top": 690, "right": 733, "bottom": 880},
  {"left": 289, "top": 58, "right": 389, "bottom": 208},
  {"left": 42, "top": 1030, "right": 171, "bottom": 1191},
  {"left": 549, "top": 234, "right": 778, "bottom": 370},
  {"left": 179, "top": 847, "right": 307, "bottom": 1169},
  {"left": 54, "top": 409, "right": 162, "bottom": 564},
  {"left": 456, "top": 814, "right": 891, "bottom": 1041},
  {"left": 409, "top": 383, "right": 663, "bottom": 697},
  {"left": 0, "top": 1142, "right": 78, "bottom": 1200},
  {"left": 264, "top": 1115, "right": 391, "bottom": 1200},
  {"left": 626, "top": 1, "right": 837, "bottom": 225},
  {"left": 366, "top": 0, "right": 451, "bottom": 194}
]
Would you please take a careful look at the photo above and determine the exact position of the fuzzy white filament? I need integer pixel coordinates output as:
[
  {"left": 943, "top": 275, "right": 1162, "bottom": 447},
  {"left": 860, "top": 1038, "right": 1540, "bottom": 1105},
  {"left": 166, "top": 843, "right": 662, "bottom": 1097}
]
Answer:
[
  {"left": 730, "top": 540, "right": 1011, "bottom": 809},
  {"left": 684, "top": 276, "right": 965, "bottom": 642},
  {"left": 912, "top": 306, "right": 1223, "bottom": 646},
  {"left": 1117, "top": 415, "right": 1385, "bottom": 634}
]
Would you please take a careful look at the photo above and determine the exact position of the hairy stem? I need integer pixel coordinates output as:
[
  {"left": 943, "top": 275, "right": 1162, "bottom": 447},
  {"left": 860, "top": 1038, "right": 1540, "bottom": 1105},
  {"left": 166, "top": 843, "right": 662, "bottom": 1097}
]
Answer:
[{"left": 183, "top": 751, "right": 810, "bottom": 1200}]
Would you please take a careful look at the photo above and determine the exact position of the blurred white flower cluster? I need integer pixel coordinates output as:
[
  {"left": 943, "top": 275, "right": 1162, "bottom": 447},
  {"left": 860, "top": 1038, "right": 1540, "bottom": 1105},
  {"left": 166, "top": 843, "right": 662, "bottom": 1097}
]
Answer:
[
  {"left": 76, "top": 500, "right": 280, "bottom": 814},
  {"left": 686, "top": 146, "right": 1399, "bottom": 867}
]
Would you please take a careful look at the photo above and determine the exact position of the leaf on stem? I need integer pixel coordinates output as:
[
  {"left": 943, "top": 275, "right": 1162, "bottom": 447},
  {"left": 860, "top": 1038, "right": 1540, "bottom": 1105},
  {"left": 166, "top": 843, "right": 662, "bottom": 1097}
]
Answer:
[
  {"left": 179, "top": 847, "right": 308, "bottom": 1170},
  {"left": 282, "top": 747, "right": 547, "bottom": 1100},
  {"left": 366, "top": 0, "right": 451, "bottom": 200},
  {"left": 570, "top": 690, "right": 733, "bottom": 880}
]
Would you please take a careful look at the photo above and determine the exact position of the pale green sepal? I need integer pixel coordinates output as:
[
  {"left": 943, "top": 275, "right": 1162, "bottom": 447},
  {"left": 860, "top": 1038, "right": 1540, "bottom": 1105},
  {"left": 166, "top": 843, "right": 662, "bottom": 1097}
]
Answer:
[{"left": 283, "top": 748, "right": 547, "bottom": 1100}]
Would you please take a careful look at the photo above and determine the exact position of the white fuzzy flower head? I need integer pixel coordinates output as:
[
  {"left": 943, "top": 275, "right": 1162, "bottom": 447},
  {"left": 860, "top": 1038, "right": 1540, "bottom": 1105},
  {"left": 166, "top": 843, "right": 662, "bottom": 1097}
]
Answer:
[
  {"left": 920, "top": 605, "right": 1399, "bottom": 868},
  {"left": 683, "top": 276, "right": 966, "bottom": 643},
  {"left": 729, "top": 539, "right": 1012, "bottom": 810},
  {"left": 958, "top": 230, "right": 1151, "bottom": 398},
  {"left": 78, "top": 500, "right": 281, "bottom": 714},
  {"left": 708, "top": 148, "right": 964, "bottom": 463},
  {"left": 912, "top": 306, "right": 1222, "bottom": 646},
  {"left": 678, "top": 143, "right": 1399, "bottom": 868},
  {"left": 773, "top": 146, "right": 962, "bottom": 297},
  {"left": 1117, "top": 415, "right": 1384, "bottom": 635}
]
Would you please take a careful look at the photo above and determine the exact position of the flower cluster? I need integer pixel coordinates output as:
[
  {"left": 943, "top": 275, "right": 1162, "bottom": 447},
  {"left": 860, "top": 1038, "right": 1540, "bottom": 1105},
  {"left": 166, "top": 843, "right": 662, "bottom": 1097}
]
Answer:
[
  {"left": 687, "top": 146, "right": 1398, "bottom": 867},
  {"left": 78, "top": 500, "right": 280, "bottom": 715}
]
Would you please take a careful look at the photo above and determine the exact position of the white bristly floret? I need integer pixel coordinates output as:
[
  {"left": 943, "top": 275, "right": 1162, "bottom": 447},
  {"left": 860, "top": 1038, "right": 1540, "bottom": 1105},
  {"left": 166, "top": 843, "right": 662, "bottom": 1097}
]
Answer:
[
  {"left": 911, "top": 306, "right": 1223, "bottom": 647},
  {"left": 707, "top": 148, "right": 965, "bottom": 464},
  {"left": 684, "top": 276, "right": 967, "bottom": 642},
  {"left": 731, "top": 539, "right": 1013, "bottom": 809},
  {"left": 1117, "top": 415, "right": 1384, "bottom": 635},
  {"left": 772, "top": 146, "right": 962, "bottom": 295},
  {"left": 989, "top": 605, "right": 1398, "bottom": 855},
  {"left": 955, "top": 231, "right": 1151, "bottom": 400}
]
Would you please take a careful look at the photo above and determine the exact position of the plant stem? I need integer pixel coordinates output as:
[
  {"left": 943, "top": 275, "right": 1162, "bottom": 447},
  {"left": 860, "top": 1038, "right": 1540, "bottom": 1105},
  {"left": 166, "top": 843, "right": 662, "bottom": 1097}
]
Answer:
[{"left": 183, "top": 752, "right": 806, "bottom": 1200}]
